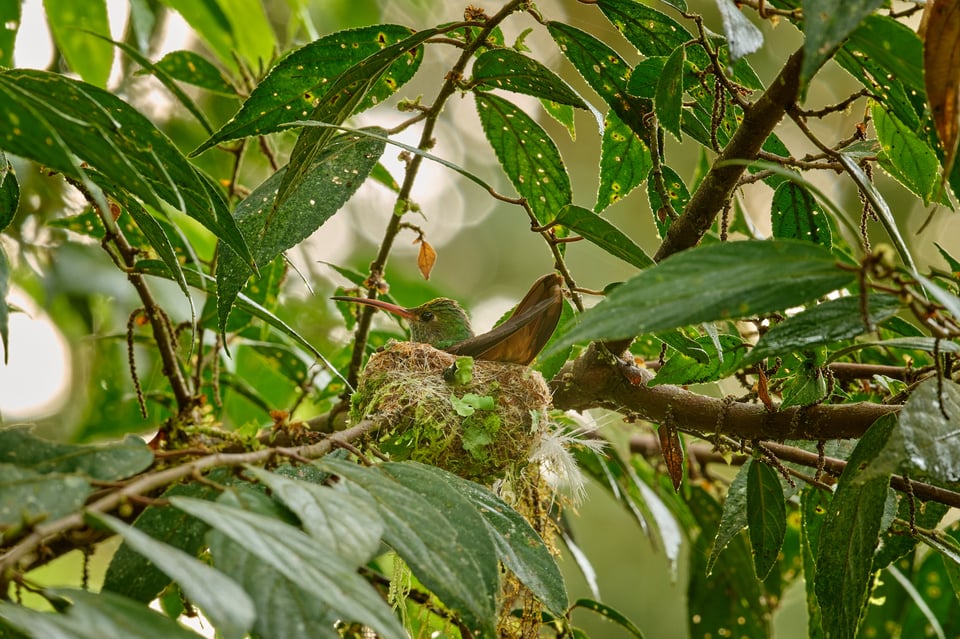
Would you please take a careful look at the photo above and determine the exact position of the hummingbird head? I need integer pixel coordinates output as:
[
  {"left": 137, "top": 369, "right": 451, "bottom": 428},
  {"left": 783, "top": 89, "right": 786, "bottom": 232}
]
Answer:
[{"left": 331, "top": 294, "right": 475, "bottom": 350}]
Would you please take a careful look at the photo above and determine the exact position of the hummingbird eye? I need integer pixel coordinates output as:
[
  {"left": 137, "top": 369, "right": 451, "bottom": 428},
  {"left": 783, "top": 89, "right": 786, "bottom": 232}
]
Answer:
[{"left": 420, "top": 311, "right": 435, "bottom": 322}]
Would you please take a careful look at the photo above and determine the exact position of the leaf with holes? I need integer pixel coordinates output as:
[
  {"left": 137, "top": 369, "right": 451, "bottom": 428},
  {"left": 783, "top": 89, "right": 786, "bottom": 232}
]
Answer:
[
  {"left": 475, "top": 92, "right": 571, "bottom": 225},
  {"left": 595, "top": 111, "right": 652, "bottom": 213},
  {"left": 771, "top": 181, "right": 832, "bottom": 247},
  {"left": 647, "top": 164, "right": 691, "bottom": 239},
  {"left": 472, "top": 48, "right": 588, "bottom": 110}
]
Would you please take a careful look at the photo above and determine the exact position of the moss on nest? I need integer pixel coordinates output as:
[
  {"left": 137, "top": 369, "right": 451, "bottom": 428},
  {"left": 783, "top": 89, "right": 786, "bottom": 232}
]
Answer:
[{"left": 349, "top": 341, "right": 551, "bottom": 482}]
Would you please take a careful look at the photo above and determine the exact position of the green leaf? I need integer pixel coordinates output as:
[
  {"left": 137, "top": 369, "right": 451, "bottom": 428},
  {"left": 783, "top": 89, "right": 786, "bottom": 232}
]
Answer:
[
  {"left": 194, "top": 25, "right": 422, "bottom": 153},
  {"left": 872, "top": 103, "right": 940, "bottom": 204},
  {"left": 475, "top": 92, "right": 571, "bottom": 225},
  {"left": 844, "top": 15, "right": 925, "bottom": 94},
  {"left": 0, "top": 0, "right": 19, "bottom": 68},
  {"left": 210, "top": 0, "right": 276, "bottom": 71},
  {"left": 42, "top": 0, "right": 113, "bottom": 86},
  {"left": 647, "top": 164, "right": 690, "bottom": 239},
  {"left": 597, "top": 0, "right": 691, "bottom": 57},
  {"left": 159, "top": 0, "right": 234, "bottom": 69},
  {"left": 652, "top": 333, "right": 745, "bottom": 386},
  {"left": 800, "top": 0, "right": 886, "bottom": 86},
  {"left": 747, "top": 460, "right": 787, "bottom": 580},
  {"left": 216, "top": 129, "right": 385, "bottom": 333},
  {"left": 743, "top": 294, "right": 902, "bottom": 365},
  {"left": 780, "top": 362, "right": 829, "bottom": 409},
  {"left": 472, "top": 48, "right": 588, "bottom": 109},
  {"left": 715, "top": 0, "right": 763, "bottom": 60},
  {"left": 545, "top": 240, "right": 853, "bottom": 355},
  {"left": 153, "top": 50, "right": 236, "bottom": 95},
  {"left": 0, "top": 426, "right": 153, "bottom": 481},
  {"left": 170, "top": 496, "right": 406, "bottom": 639},
  {"left": 801, "top": 487, "right": 830, "bottom": 639},
  {"left": 595, "top": 111, "right": 652, "bottom": 213},
  {"left": 771, "top": 181, "right": 832, "bottom": 246},
  {"left": 547, "top": 21, "right": 652, "bottom": 136},
  {"left": 103, "top": 480, "right": 217, "bottom": 603},
  {"left": 0, "top": 153, "right": 17, "bottom": 232},
  {"left": 541, "top": 99, "right": 577, "bottom": 140},
  {"left": 816, "top": 414, "right": 896, "bottom": 639},
  {"left": 0, "top": 588, "right": 202, "bottom": 639},
  {"left": 569, "top": 598, "right": 646, "bottom": 638},
  {"left": 655, "top": 45, "right": 685, "bottom": 140},
  {"left": 319, "top": 459, "right": 497, "bottom": 637},
  {"left": 897, "top": 378, "right": 960, "bottom": 484},
  {"left": 0, "top": 464, "right": 91, "bottom": 530},
  {"left": 0, "top": 245, "right": 7, "bottom": 365},
  {"left": 707, "top": 458, "right": 750, "bottom": 575},
  {"left": 384, "top": 462, "right": 568, "bottom": 616},
  {"left": 554, "top": 204, "right": 652, "bottom": 269},
  {"left": 275, "top": 27, "right": 437, "bottom": 212},
  {"left": 91, "top": 514, "right": 254, "bottom": 639},
  {"left": 241, "top": 466, "right": 384, "bottom": 565},
  {"left": 0, "top": 70, "right": 253, "bottom": 269}
]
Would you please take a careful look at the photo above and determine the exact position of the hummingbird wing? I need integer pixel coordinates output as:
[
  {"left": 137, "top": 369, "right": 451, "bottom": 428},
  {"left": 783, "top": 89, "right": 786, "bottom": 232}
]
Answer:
[{"left": 446, "top": 273, "right": 563, "bottom": 365}]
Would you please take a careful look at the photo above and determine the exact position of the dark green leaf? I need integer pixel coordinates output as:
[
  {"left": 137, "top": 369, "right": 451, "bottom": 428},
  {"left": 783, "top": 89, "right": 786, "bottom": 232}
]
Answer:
[
  {"left": 0, "top": 0, "right": 18, "bottom": 68},
  {"left": 897, "top": 378, "right": 960, "bottom": 484},
  {"left": 0, "top": 464, "right": 91, "bottom": 530},
  {"left": 570, "top": 599, "right": 646, "bottom": 638},
  {"left": 554, "top": 204, "right": 652, "bottom": 269},
  {"left": 647, "top": 164, "right": 690, "bottom": 238},
  {"left": 91, "top": 514, "right": 254, "bottom": 639},
  {"left": 771, "top": 181, "right": 832, "bottom": 246},
  {"left": 0, "top": 588, "right": 202, "bottom": 639},
  {"left": 195, "top": 25, "right": 421, "bottom": 153},
  {"left": 472, "top": 48, "right": 588, "bottom": 109},
  {"left": 241, "top": 466, "right": 384, "bottom": 565},
  {"left": 275, "top": 28, "right": 437, "bottom": 212},
  {"left": 42, "top": 0, "right": 113, "bottom": 86},
  {"left": 103, "top": 480, "right": 217, "bottom": 603},
  {"left": 747, "top": 461, "right": 787, "bottom": 580},
  {"left": 800, "top": 0, "right": 886, "bottom": 85},
  {"left": 170, "top": 496, "right": 406, "bottom": 639},
  {"left": 875, "top": 499, "right": 948, "bottom": 571},
  {"left": 816, "top": 414, "right": 896, "bottom": 639},
  {"left": 654, "top": 329, "right": 709, "bottom": 364},
  {"left": 652, "top": 333, "right": 745, "bottom": 386},
  {"left": 319, "top": 459, "right": 497, "bottom": 637},
  {"left": 0, "top": 154, "right": 18, "bottom": 232},
  {"left": 844, "top": 15, "right": 925, "bottom": 94},
  {"left": 475, "top": 92, "right": 571, "bottom": 225},
  {"left": 597, "top": 0, "right": 691, "bottom": 57},
  {"left": 780, "top": 362, "right": 829, "bottom": 409},
  {"left": 153, "top": 50, "right": 235, "bottom": 94},
  {"left": 545, "top": 240, "right": 853, "bottom": 355},
  {"left": 0, "top": 245, "right": 7, "bottom": 365},
  {"left": 0, "top": 426, "right": 152, "bottom": 481},
  {"left": 708, "top": 458, "right": 750, "bottom": 575},
  {"left": 715, "top": 0, "right": 763, "bottom": 60},
  {"left": 0, "top": 70, "right": 253, "bottom": 269},
  {"left": 216, "top": 130, "right": 385, "bottom": 333},
  {"left": 743, "top": 294, "right": 902, "bottom": 365},
  {"left": 384, "top": 462, "right": 568, "bottom": 616},
  {"left": 873, "top": 103, "right": 940, "bottom": 204},
  {"left": 596, "top": 113, "right": 652, "bottom": 213},
  {"left": 801, "top": 487, "right": 830, "bottom": 639},
  {"left": 655, "top": 45, "right": 685, "bottom": 140}
]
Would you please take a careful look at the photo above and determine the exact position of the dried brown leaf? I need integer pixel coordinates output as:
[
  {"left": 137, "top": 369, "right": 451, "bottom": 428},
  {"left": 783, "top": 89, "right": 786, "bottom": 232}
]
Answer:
[
  {"left": 924, "top": 0, "right": 960, "bottom": 180},
  {"left": 658, "top": 424, "right": 684, "bottom": 492},
  {"left": 417, "top": 238, "right": 437, "bottom": 280}
]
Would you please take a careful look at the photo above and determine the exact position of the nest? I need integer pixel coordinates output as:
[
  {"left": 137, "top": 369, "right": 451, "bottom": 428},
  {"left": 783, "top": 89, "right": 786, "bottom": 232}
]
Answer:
[{"left": 349, "top": 341, "right": 551, "bottom": 482}]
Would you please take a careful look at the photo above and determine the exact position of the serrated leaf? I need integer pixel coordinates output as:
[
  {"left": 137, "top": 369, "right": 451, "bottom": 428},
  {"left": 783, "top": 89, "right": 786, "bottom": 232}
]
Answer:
[
  {"left": 595, "top": 111, "right": 652, "bottom": 213},
  {"left": 924, "top": 0, "right": 960, "bottom": 179},
  {"left": 545, "top": 240, "right": 853, "bottom": 356},
  {"left": 91, "top": 514, "right": 254, "bottom": 639},
  {"left": 241, "top": 466, "right": 384, "bottom": 565},
  {"left": 170, "top": 496, "right": 406, "bottom": 639},
  {"left": 743, "top": 294, "right": 902, "bottom": 365},
  {"left": 647, "top": 164, "right": 690, "bottom": 238},
  {"left": 597, "top": 0, "right": 691, "bottom": 57},
  {"left": 655, "top": 45, "right": 686, "bottom": 140},
  {"left": 541, "top": 99, "right": 577, "bottom": 139},
  {"left": 0, "top": 588, "right": 202, "bottom": 639},
  {"left": 708, "top": 458, "right": 750, "bottom": 575},
  {"left": 816, "top": 414, "right": 896, "bottom": 639},
  {"left": 0, "top": 154, "right": 18, "bottom": 232},
  {"left": 780, "top": 363, "right": 829, "bottom": 409},
  {"left": 555, "top": 204, "right": 652, "bottom": 269},
  {"left": 472, "top": 48, "right": 588, "bottom": 109},
  {"left": 747, "top": 461, "right": 786, "bottom": 580},
  {"left": 715, "top": 0, "right": 763, "bottom": 61},
  {"left": 873, "top": 103, "right": 941, "bottom": 204},
  {"left": 845, "top": 15, "right": 925, "bottom": 95},
  {"left": 897, "top": 378, "right": 960, "bottom": 484},
  {"left": 771, "top": 181, "right": 832, "bottom": 246},
  {"left": 275, "top": 28, "right": 437, "bottom": 212},
  {"left": 384, "top": 462, "right": 568, "bottom": 616},
  {"left": 0, "top": 426, "right": 152, "bottom": 481},
  {"left": 153, "top": 50, "right": 236, "bottom": 95},
  {"left": 652, "top": 333, "right": 745, "bottom": 386},
  {"left": 800, "top": 0, "right": 886, "bottom": 85},
  {"left": 195, "top": 25, "right": 421, "bottom": 153},
  {"left": 0, "top": 69, "right": 253, "bottom": 269},
  {"left": 475, "top": 92, "right": 571, "bottom": 225},
  {"left": 319, "top": 459, "right": 497, "bottom": 637},
  {"left": 216, "top": 130, "right": 385, "bottom": 333},
  {"left": 0, "top": 464, "right": 91, "bottom": 529},
  {"left": 42, "top": 0, "right": 112, "bottom": 87}
]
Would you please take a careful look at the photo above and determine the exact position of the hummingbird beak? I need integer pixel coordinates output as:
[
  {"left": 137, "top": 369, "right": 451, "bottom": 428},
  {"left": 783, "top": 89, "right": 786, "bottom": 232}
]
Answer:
[{"left": 331, "top": 295, "right": 417, "bottom": 321}]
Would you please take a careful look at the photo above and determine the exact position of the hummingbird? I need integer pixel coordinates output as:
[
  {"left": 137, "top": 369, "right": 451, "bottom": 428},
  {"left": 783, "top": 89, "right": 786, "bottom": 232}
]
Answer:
[{"left": 333, "top": 273, "right": 564, "bottom": 365}]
